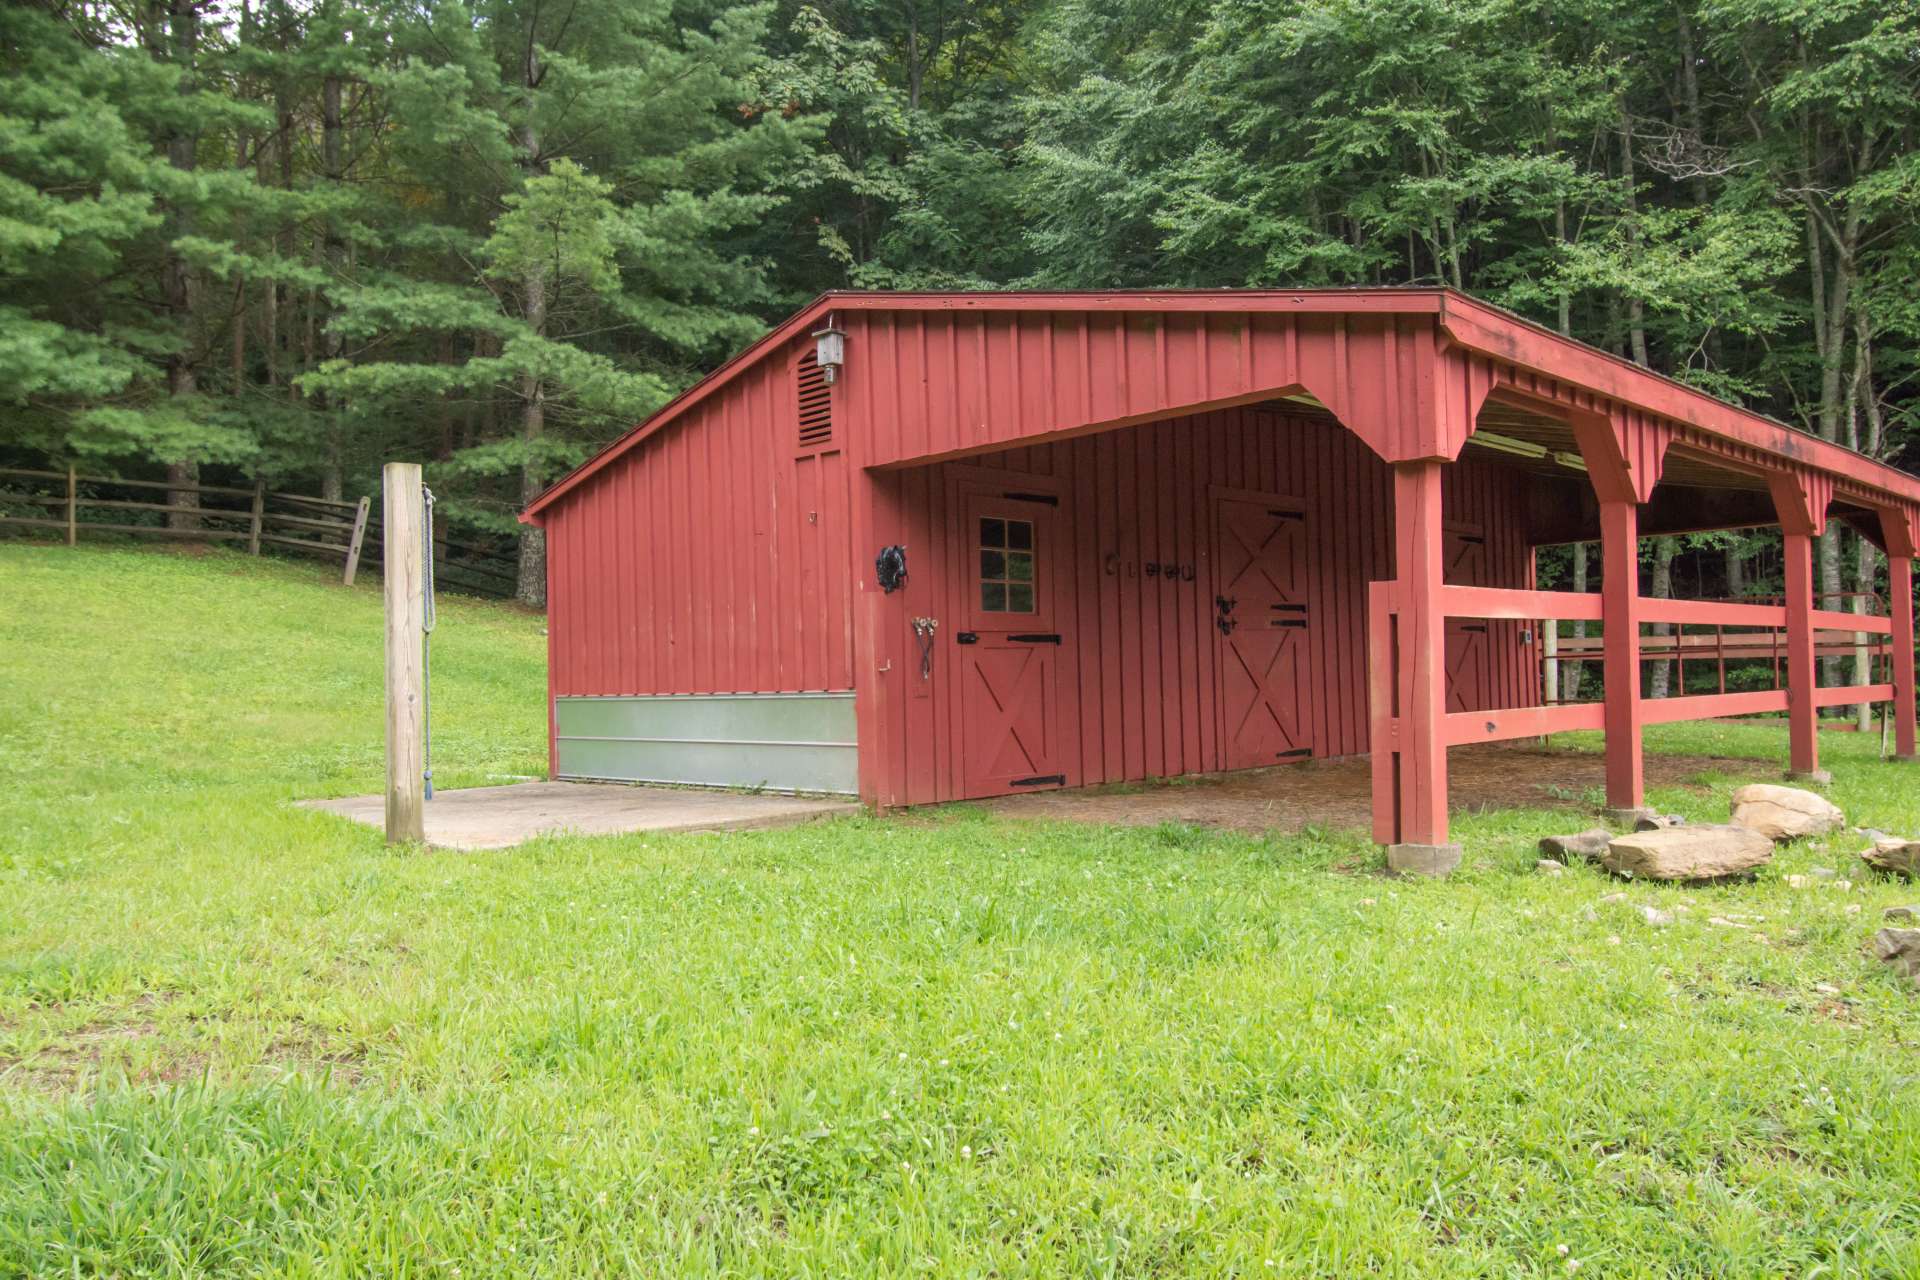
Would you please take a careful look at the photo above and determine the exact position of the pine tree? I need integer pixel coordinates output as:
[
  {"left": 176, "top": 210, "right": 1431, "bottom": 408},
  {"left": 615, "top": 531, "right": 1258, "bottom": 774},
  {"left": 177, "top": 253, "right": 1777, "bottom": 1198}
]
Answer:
[{"left": 305, "top": 0, "right": 820, "bottom": 605}]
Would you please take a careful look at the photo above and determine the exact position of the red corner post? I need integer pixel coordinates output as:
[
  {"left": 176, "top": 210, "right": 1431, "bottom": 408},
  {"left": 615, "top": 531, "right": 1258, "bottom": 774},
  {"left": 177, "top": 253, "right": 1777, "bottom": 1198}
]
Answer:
[
  {"left": 1385, "top": 459, "right": 1458, "bottom": 875},
  {"left": 1781, "top": 531, "right": 1821, "bottom": 778},
  {"left": 1879, "top": 506, "right": 1918, "bottom": 762},
  {"left": 1568, "top": 407, "right": 1669, "bottom": 821},
  {"left": 1895, "top": 553, "right": 1917, "bottom": 761},
  {"left": 1769, "top": 470, "right": 1831, "bottom": 782},
  {"left": 1598, "top": 499, "right": 1645, "bottom": 816}
]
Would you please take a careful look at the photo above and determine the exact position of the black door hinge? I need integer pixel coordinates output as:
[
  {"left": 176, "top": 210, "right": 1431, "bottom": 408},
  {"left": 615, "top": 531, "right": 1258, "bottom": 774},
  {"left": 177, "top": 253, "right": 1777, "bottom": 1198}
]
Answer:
[{"left": 1008, "top": 633, "right": 1061, "bottom": 644}]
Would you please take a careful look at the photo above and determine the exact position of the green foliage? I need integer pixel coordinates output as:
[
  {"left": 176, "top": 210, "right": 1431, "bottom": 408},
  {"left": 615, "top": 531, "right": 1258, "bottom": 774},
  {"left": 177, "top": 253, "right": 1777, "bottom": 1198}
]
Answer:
[{"left": 2, "top": 0, "right": 1917, "bottom": 600}]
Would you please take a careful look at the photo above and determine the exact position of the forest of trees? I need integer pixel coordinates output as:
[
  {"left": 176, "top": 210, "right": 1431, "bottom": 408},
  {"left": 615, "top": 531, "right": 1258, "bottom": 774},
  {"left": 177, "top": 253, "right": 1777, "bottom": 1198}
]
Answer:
[{"left": 4, "top": 0, "right": 1918, "bottom": 625}]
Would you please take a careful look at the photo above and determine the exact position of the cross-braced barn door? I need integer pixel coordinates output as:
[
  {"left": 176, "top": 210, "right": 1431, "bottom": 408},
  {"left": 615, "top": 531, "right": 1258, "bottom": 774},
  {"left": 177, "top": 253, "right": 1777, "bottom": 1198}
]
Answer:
[
  {"left": 1212, "top": 492, "right": 1311, "bottom": 769},
  {"left": 1444, "top": 522, "right": 1492, "bottom": 713},
  {"left": 956, "top": 486, "right": 1068, "bottom": 796}
]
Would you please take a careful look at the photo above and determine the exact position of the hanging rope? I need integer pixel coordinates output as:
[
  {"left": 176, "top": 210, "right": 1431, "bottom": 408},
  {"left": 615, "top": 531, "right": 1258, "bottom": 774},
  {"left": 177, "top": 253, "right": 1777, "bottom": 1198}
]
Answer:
[{"left": 422, "top": 485, "right": 437, "bottom": 800}]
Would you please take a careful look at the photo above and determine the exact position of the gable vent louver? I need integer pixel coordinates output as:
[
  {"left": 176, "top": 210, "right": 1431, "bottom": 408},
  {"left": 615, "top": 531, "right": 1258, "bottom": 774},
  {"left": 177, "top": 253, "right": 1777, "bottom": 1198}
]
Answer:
[{"left": 796, "top": 349, "right": 834, "bottom": 452}]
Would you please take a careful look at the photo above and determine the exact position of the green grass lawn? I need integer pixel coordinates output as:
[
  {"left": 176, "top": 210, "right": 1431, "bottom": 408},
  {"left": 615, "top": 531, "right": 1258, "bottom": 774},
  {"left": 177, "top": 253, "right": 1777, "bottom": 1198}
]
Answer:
[{"left": 4, "top": 543, "right": 1920, "bottom": 1277}]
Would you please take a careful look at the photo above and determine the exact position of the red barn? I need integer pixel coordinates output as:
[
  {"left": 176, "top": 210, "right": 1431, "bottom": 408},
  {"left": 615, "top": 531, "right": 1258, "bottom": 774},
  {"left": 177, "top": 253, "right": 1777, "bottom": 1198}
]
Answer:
[{"left": 522, "top": 290, "right": 1920, "bottom": 872}]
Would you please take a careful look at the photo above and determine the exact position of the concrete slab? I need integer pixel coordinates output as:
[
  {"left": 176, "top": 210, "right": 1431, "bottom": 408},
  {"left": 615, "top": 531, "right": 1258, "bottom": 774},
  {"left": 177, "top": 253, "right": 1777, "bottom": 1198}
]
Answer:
[{"left": 300, "top": 781, "right": 860, "bottom": 850}]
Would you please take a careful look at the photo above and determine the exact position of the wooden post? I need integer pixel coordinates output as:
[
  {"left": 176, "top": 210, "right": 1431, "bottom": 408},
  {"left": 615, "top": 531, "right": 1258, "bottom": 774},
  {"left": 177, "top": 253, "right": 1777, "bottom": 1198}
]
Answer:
[
  {"left": 1599, "top": 499, "right": 1645, "bottom": 818},
  {"left": 343, "top": 495, "right": 371, "bottom": 587},
  {"left": 1893, "top": 552, "right": 1916, "bottom": 761},
  {"left": 247, "top": 479, "right": 265, "bottom": 556},
  {"left": 65, "top": 466, "right": 77, "bottom": 546},
  {"left": 1385, "top": 460, "right": 1458, "bottom": 874},
  {"left": 1767, "top": 469, "right": 1831, "bottom": 781},
  {"left": 383, "top": 464, "right": 426, "bottom": 844},
  {"left": 1783, "top": 530, "right": 1822, "bottom": 780}
]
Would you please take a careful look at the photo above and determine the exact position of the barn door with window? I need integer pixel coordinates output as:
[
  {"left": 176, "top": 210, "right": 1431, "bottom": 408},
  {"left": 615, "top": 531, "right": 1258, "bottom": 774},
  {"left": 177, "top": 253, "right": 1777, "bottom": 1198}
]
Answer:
[
  {"left": 1212, "top": 491, "right": 1311, "bottom": 770},
  {"left": 956, "top": 488, "right": 1067, "bottom": 796},
  {"left": 1444, "top": 522, "right": 1492, "bottom": 713}
]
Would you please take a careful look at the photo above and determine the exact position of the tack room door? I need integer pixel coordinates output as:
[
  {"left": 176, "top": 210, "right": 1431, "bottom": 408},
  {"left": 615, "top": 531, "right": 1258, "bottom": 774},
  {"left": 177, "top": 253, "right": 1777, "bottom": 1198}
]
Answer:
[
  {"left": 1212, "top": 492, "right": 1311, "bottom": 770},
  {"left": 956, "top": 488, "right": 1067, "bottom": 796}
]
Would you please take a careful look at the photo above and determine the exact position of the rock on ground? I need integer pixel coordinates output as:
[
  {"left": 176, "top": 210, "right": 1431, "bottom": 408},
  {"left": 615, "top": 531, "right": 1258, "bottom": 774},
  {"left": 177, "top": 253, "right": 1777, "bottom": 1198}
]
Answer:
[
  {"left": 1634, "top": 813, "right": 1686, "bottom": 831},
  {"left": 1536, "top": 859, "right": 1565, "bottom": 875},
  {"left": 1867, "top": 928, "right": 1920, "bottom": 987},
  {"left": 1600, "top": 825, "right": 1773, "bottom": 882},
  {"left": 1728, "top": 784, "right": 1844, "bottom": 842},
  {"left": 1861, "top": 838, "right": 1920, "bottom": 877},
  {"left": 1540, "top": 830, "right": 1612, "bottom": 862}
]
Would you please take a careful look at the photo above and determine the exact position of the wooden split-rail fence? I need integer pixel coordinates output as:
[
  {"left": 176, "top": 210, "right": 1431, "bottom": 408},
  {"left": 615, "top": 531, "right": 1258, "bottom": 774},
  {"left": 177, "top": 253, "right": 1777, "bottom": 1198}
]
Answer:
[{"left": 0, "top": 465, "right": 520, "bottom": 598}]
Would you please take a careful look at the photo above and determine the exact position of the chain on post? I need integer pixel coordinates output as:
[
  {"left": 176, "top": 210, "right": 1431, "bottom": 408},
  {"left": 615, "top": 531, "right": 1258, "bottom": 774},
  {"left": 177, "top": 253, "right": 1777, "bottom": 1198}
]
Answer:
[{"left": 422, "top": 485, "right": 436, "bottom": 800}]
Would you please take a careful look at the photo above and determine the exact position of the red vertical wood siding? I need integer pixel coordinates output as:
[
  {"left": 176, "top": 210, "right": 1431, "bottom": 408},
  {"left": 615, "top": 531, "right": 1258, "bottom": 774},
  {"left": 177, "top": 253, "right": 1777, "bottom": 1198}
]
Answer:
[
  {"left": 878, "top": 407, "right": 1538, "bottom": 805},
  {"left": 544, "top": 336, "right": 858, "bottom": 698},
  {"left": 841, "top": 310, "right": 1477, "bottom": 472}
]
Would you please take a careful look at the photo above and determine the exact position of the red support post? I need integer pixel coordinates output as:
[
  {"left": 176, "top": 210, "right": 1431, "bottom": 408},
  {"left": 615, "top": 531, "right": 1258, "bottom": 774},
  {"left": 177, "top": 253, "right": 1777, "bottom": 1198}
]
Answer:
[
  {"left": 1386, "top": 460, "right": 1458, "bottom": 874},
  {"left": 1599, "top": 499, "right": 1646, "bottom": 818},
  {"left": 1890, "top": 553, "right": 1915, "bottom": 761},
  {"left": 1766, "top": 468, "right": 1832, "bottom": 782},
  {"left": 1782, "top": 530, "right": 1822, "bottom": 780}
]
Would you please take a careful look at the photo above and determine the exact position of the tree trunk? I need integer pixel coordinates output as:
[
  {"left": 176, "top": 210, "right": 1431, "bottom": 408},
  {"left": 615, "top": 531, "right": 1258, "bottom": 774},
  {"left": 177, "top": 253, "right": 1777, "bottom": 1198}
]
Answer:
[
  {"left": 906, "top": 3, "right": 922, "bottom": 112},
  {"left": 1725, "top": 544, "right": 1745, "bottom": 598},
  {"left": 1563, "top": 542, "right": 1588, "bottom": 702},
  {"left": 1649, "top": 536, "right": 1677, "bottom": 698},
  {"left": 1850, "top": 305, "right": 1885, "bottom": 729},
  {"left": 1554, "top": 201, "right": 1571, "bottom": 338},
  {"left": 161, "top": 0, "right": 202, "bottom": 532},
  {"left": 517, "top": 259, "right": 549, "bottom": 607},
  {"left": 1619, "top": 102, "right": 1649, "bottom": 369},
  {"left": 1856, "top": 535, "right": 1879, "bottom": 731},
  {"left": 317, "top": 64, "right": 347, "bottom": 503}
]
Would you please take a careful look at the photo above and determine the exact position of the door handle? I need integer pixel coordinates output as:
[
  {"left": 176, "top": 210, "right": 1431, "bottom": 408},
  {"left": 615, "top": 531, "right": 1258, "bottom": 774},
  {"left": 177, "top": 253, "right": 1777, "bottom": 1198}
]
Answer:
[{"left": 956, "top": 632, "right": 978, "bottom": 644}]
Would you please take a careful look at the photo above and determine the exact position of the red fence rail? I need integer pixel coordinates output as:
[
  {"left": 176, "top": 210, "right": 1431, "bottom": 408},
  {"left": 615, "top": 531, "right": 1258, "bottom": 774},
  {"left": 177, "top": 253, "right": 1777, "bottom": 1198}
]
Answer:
[{"left": 1370, "top": 582, "right": 1897, "bottom": 758}]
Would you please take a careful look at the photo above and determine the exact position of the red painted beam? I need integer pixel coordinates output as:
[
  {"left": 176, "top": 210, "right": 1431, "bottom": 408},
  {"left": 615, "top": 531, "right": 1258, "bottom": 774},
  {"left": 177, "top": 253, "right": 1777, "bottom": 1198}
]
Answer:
[
  {"left": 1440, "top": 584, "right": 1602, "bottom": 621},
  {"left": 1811, "top": 683, "right": 1896, "bottom": 709},
  {"left": 1639, "top": 689, "right": 1788, "bottom": 725},
  {"left": 1637, "top": 599, "right": 1788, "bottom": 628},
  {"left": 1443, "top": 702, "right": 1605, "bottom": 746},
  {"left": 1810, "top": 609, "right": 1893, "bottom": 636}
]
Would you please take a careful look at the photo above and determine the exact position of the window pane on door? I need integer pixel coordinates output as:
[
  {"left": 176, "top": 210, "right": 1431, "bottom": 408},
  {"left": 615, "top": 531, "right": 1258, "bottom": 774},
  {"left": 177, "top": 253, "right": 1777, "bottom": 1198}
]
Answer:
[{"left": 978, "top": 517, "right": 1037, "bottom": 613}]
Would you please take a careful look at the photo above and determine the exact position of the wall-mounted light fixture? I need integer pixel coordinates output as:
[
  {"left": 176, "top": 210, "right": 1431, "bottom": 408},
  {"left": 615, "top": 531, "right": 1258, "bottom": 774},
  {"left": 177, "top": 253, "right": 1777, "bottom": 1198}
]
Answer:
[{"left": 812, "top": 326, "right": 847, "bottom": 385}]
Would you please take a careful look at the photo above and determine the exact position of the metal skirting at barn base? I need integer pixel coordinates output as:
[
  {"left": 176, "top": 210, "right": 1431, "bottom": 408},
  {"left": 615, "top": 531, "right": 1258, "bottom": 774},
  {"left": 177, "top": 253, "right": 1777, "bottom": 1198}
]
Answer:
[
  {"left": 554, "top": 692, "right": 858, "bottom": 794},
  {"left": 301, "top": 780, "right": 860, "bottom": 850}
]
